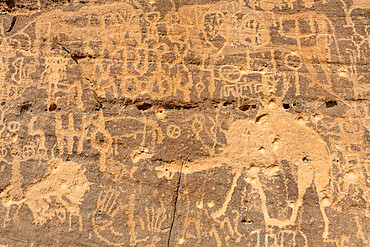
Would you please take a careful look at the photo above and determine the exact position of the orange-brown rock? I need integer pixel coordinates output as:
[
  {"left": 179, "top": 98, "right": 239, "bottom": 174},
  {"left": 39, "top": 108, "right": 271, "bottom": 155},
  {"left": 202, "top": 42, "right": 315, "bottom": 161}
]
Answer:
[{"left": 0, "top": 0, "right": 368, "bottom": 246}]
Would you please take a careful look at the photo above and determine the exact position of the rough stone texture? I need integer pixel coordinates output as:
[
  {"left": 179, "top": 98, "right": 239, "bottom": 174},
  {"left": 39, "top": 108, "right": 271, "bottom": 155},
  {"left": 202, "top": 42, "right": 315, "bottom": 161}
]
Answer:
[{"left": 0, "top": 0, "right": 369, "bottom": 246}]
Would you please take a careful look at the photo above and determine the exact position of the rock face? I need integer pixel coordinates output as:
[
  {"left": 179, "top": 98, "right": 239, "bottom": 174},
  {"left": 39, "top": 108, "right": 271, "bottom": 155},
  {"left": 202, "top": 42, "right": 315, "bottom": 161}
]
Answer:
[{"left": 0, "top": 0, "right": 369, "bottom": 246}]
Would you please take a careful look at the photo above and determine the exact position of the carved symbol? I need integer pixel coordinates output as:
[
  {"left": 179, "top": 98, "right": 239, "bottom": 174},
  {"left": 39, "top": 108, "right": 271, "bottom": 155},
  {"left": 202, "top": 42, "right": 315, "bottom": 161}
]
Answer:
[
  {"left": 284, "top": 52, "right": 302, "bottom": 71},
  {"left": 220, "top": 66, "right": 241, "bottom": 81},
  {"left": 55, "top": 113, "right": 87, "bottom": 155},
  {"left": 7, "top": 121, "right": 20, "bottom": 133},
  {"left": 93, "top": 188, "right": 135, "bottom": 246},
  {"left": 238, "top": 15, "right": 270, "bottom": 47},
  {"left": 90, "top": 110, "right": 113, "bottom": 172},
  {"left": 22, "top": 145, "right": 35, "bottom": 160},
  {"left": 166, "top": 125, "right": 181, "bottom": 138},
  {"left": 93, "top": 188, "right": 120, "bottom": 229},
  {"left": 203, "top": 11, "right": 226, "bottom": 48},
  {"left": 0, "top": 146, "right": 7, "bottom": 161}
]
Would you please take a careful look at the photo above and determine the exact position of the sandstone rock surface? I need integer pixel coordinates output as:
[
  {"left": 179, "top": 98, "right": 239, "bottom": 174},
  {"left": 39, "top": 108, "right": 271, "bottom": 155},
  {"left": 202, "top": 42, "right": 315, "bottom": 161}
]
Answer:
[{"left": 0, "top": 0, "right": 369, "bottom": 246}]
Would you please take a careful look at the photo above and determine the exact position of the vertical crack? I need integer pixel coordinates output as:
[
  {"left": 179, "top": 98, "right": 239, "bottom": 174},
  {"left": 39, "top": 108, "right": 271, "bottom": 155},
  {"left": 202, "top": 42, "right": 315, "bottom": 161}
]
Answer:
[{"left": 167, "top": 164, "right": 183, "bottom": 247}]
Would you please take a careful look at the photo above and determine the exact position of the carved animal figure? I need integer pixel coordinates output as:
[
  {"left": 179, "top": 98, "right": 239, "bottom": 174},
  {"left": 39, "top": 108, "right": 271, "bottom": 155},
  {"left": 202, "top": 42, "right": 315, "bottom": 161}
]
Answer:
[
  {"left": 160, "top": 98, "right": 332, "bottom": 239},
  {"left": 0, "top": 158, "right": 90, "bottom": 230}
]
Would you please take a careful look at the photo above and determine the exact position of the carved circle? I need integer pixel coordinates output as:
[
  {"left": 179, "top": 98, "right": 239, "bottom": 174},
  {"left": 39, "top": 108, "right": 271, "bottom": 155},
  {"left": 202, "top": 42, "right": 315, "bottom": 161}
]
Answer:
[
  {"left": 284, "top": 52, "right": 302, "bottom": 71},
  {"left": 166, "top": 125, "right": 181, "bottom": 138}
]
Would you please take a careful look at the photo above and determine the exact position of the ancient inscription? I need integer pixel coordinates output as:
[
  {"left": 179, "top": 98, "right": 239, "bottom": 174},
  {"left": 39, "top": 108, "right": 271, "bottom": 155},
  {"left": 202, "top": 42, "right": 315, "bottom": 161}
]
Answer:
[{"left": 0, "top": 0, "right": 368, "bottom": 246}]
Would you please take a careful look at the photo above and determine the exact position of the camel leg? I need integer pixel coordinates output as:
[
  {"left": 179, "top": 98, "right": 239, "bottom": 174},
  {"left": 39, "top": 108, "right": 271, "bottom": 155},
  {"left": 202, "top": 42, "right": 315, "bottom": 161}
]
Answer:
[
  {"left": 314, "top": 167, "right": 332, "bottom": 240},
  {"left": 291, "top": 163, "right": 315, "bottom": 225},
  {"left": 211, "top": 169, "right": 242, "bottom": 219}
]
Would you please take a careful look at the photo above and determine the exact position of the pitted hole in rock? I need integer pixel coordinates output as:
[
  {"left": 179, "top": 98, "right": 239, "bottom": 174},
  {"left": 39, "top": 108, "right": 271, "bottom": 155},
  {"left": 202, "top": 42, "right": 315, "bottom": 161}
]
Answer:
[
  {"left": 241, "top": 218, "right": 253, "bottom": 224},
  {"left": 49, "top": 103, "right": 57, "bottom": 111},
  {"left": 283, "top": 103, "right": 290, "bottom": 109},
  {"left": 239, "top": 104, "right": 256, "bottom": 111},
  {"left": 137, "top": 103, "right": 152, "bottom": 111},
  {"left": 302, "top": 156, "right": 310, "bottom": 163},
  {"left": 239, "top": 104, "right": 250, "bottom": 111},
  {"left": 223, "top": 101, "right": 234, "bottom": 107},
  {"left": 325, "top": 100, "right": 337, "bottom": 108}
]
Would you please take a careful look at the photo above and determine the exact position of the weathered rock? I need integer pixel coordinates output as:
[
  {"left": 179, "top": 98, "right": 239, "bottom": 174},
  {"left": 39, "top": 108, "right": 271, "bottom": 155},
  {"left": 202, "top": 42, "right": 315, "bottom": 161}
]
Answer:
[{"left": 0, "top": 0, "right": 368, "bottom": 246}]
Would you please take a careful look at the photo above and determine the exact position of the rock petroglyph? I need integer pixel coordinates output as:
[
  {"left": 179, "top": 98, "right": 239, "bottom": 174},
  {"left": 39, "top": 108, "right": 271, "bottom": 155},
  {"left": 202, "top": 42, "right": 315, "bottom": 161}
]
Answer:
[{"left": 0, "top": 0, "right": 368, "bottom": 246}]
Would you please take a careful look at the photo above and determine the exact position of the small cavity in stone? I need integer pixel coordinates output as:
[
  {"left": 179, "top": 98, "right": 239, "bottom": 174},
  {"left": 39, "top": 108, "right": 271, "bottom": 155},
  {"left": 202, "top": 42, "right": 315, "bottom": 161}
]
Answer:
[{"left": 49, "top": 103, "right": 57, "bottom": 111}]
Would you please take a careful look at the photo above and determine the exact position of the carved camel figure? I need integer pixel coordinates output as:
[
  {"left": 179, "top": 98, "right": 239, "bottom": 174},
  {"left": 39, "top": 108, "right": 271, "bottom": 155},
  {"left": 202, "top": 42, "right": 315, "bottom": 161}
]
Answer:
[{"left": 160, "top": 98, "right": 333, "bottom": 239}]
